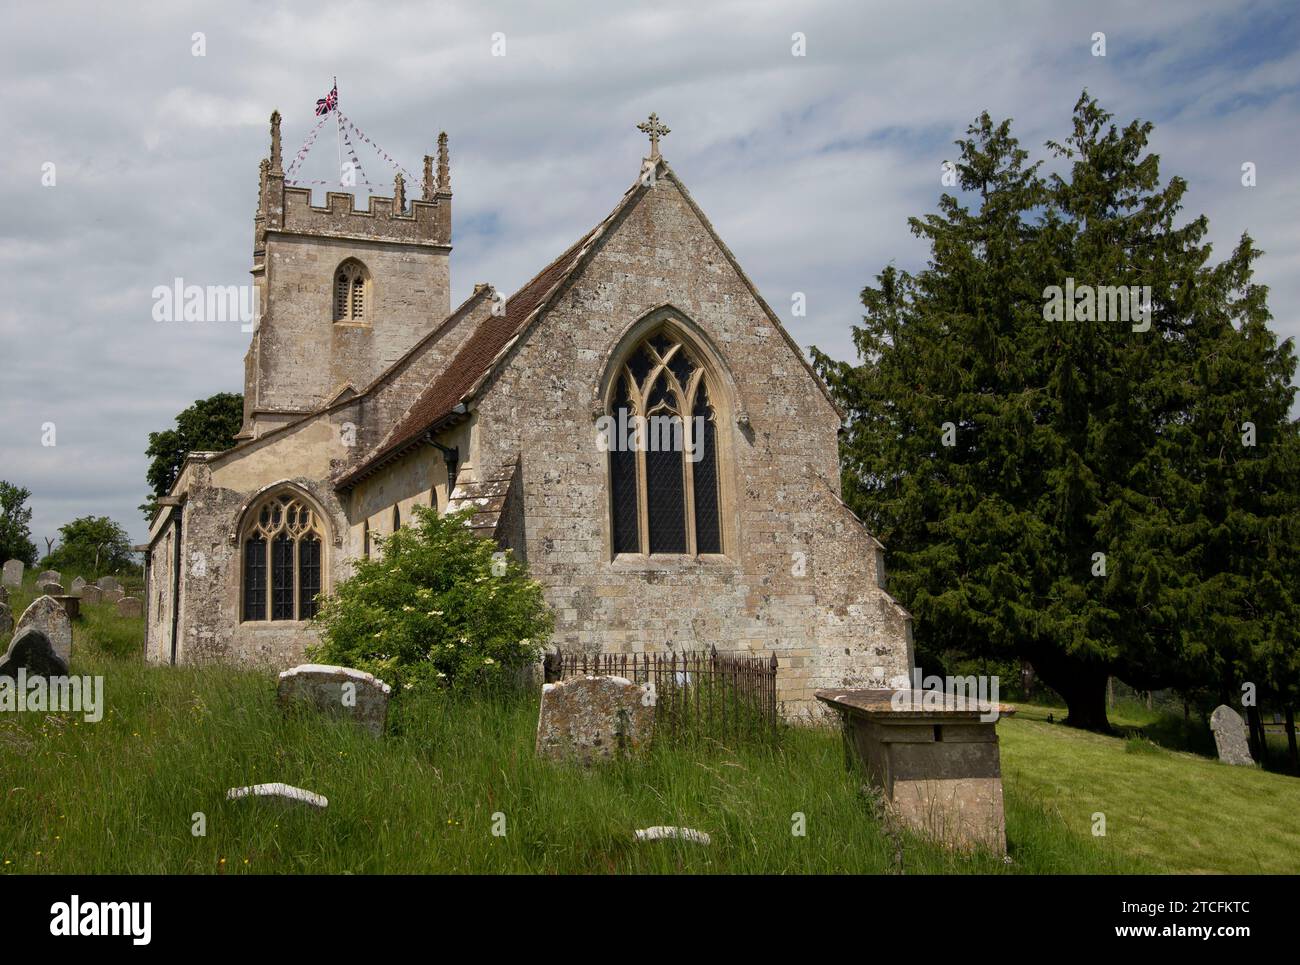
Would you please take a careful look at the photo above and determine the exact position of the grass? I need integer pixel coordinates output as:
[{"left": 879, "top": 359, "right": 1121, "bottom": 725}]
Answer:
[{"left": 1, "top": 580, "right": 1295, "bottom": 874}]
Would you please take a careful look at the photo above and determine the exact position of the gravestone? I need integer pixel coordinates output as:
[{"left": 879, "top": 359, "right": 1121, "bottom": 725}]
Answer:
[
  {"left": 0, "top": 585, "right": 7, "bottom": 605},
  {"left": 36, "top": 570, "right": 61, "bottom": 586},
  {"left": 102, "top": 587, "right": 124, "bottom": 605},
  {"left": 226, "top": 783, "right": 328, "bottom": 809},
  {"left": 38, "top": 582, "right": 64, "bottom": 596},
  {"left": 15, "top": 596, "right": 72, "bottom": 667},
  {"left": 634, "top": 826, "right": 711, "bottom": 845},
  {"left": 97, "top": 576, "right": 121, "bottom": 594},
  {"left": 0, "top": 603, "right": 11, "bottom": 638},
  {"left": 116, "top": 597, "right": 143, "bottom": 618},
  {"left": 79, "top": 585, "right": 103, "bottom": 605},
  {"left": 70, "top": 576, "right": 87, "bottom": 594},
  {"left": 53, "top": 596, "right": 80, "bottom": 621},
  {"left": 1210, "top": 705, "right": 1254, "bottom": 766},
  {"left": 276, "top": 664, "right": 391, "bottom": 737},
  {"left": 0, "top": 628, "right": 70, "bottom": 679},
  {"left": 1, "top": 560, "right": 22, "bottom": 588},
  {"left": 535, "top": 674, "right": 655, "bottom": 764}
]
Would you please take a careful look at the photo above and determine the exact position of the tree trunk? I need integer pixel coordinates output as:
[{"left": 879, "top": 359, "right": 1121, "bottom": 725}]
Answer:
[
  {"left": 1031, "top": 657, "right": 1111, "bottom": 732},
  {"left": 1285, "top": 706, "right": 1298, "bottom": 772},
  {"left": 1246, "top": 705, "right": 1266, "bottom": 764}
]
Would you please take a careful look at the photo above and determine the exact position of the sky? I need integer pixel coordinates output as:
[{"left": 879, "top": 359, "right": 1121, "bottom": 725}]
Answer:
[{"left": 2, "top": 0, "right": 1298, "bottom": 552}]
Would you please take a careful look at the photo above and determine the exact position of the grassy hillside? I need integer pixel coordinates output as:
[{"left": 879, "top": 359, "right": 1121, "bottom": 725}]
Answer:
[{"left": 1, "top": 585, "right": 1295, "bottom": 874}]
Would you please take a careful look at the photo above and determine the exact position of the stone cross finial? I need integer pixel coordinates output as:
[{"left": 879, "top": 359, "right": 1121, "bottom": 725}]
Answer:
[
  {"left": 437, "top": 132, "right": 450, "bottom": 192},
  {"left": 269, "top": 110, "right": 283, "bottom": 172},
  {"left": 393, "top": 172, "right": 406, "bottom": 212},
  {"left": 422, "top": 154, "right": 434, "bottom": 201},
  {"left": 637, "top": 112, "right": 670, "bottom": 158}
]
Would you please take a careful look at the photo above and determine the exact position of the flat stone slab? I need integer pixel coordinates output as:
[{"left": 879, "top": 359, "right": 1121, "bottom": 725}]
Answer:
[
  {"left": 1210, "top": 705, "right": 1254, "bottom": 766},
  {"left": 15, "top": 596, "right": 72, "bottom": 667},
  {"left": 536, "top": 674, "right": 655, "bottom": 763},
  {"left": 0, "top": 628, "right": 70, "bottom": 679},
  {"left": 634, "top": 826, "right": 711, "bottom": 845},
  {"left": 226, "top": 783, "right": 328, "bottom": 809},
  {"left": 276, "top": 664, "right": 391, "bottom": 737},
  {"left": 816, "top": 688, "right": 1015, "bottom": 720}
]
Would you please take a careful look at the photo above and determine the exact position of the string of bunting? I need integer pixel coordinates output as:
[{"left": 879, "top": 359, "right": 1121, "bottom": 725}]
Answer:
[
  {"left": 337, "top": 116, "right": 374, "bottom": 190},
  {"left": 337, "top": 111, "right": 423, "bottom": 191},
  {"left": 284, "top": 115, "right": 329, "bottom": 180}
]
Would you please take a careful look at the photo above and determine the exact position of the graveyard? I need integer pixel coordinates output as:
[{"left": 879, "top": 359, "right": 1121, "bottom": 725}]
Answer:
[{"left": 1, "top": 570, "right": 1296, "bottom": 875}]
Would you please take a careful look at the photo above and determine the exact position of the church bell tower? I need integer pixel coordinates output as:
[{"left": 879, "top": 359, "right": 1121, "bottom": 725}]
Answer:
[{"left": 238, "top": 111, "right": 452, "bottom": 439}]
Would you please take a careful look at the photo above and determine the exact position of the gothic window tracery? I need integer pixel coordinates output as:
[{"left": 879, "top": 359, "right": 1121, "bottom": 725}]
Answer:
[
  {"left": 333, "top": 259, "right": 369, "bottom": 323},
  {"left": 241, "top": 491, "right": 325, "bottom": 622},
  {"left": 608, "top": 327, "right": 723, "bottom": 556}
]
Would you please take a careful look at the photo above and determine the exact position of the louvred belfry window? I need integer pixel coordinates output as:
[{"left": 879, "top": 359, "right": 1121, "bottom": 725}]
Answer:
[
  {"left": 333, "top": 260, "right": 368, "bottom": 322},
  {"left": 241, "top": 492, "right": 327, "bottom": 621},
  {"left": 608, "top": 328, "right": 724, "bottom": 557}
]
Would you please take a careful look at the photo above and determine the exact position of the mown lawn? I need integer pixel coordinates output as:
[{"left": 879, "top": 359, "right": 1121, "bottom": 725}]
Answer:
[{"left": 1, "top": 585, "right": 1294, "bottom": 874}]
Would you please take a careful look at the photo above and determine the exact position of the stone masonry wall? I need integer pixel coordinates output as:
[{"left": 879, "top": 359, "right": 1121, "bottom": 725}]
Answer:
[{"left": 469, "top": 172, "right": 912, "bottom": 717}]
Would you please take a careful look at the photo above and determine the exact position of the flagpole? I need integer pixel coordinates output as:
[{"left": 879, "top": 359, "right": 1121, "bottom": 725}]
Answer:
[{"left": 334, "top": 76, "right": 343, "bottom": 187}]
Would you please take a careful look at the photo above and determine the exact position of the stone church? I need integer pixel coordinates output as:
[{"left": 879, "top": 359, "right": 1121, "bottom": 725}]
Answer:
[{"left": 143, "top": 110, "right": 914, "bottom": 716}]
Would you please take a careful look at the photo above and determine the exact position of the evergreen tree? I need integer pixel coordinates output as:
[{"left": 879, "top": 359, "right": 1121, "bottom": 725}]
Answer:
[{"left": 814, "top": 93, "right": 1299, "bottom": 732}]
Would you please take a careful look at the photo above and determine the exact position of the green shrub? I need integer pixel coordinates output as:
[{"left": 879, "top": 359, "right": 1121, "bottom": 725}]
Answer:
[{"left": 310, "top": 507, "right": 551, "bottom": 695}]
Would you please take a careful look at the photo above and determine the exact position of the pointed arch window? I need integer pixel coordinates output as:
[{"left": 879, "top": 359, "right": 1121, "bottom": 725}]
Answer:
[
  {"left": 607, "top": 328, "right": 724, "bottom": 557},
  {"left": 333, "top": 260, "right": 369, "bottom": 323},
  {"left": 241, "top": 491, "right": 327, "bottom": 621}
]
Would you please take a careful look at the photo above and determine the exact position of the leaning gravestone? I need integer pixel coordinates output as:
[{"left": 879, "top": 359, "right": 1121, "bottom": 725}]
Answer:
[
  {"left": 0, "top": 603, "right": 12, "bottom": 638},
  {"left": 1210, "top": 705, "right": 1254, "bottom": 766},
  {"left": 1, "top": 560, "right": 22, "bottom": 588},
  {"left": 70, "top": 576, "right": 87, "bottom": 594},
  {"left": 0, "top": 628, "right": 69, "bottom": 679},
  {"left": 36, "top": 570, "right": 61, "bottom": 587},
  {"left": 116, "top": 597, "right": 143, "bottom": 618},
  {"left": 79, "top": 585, "right": 103, "bottom": 605},
  {"left": 38, "top": 581, "right": 64, "bottom": 596},
  {"left": 97, "top": 576, "right": 121, "bottom": 594},
  {"left": 14, "top": 596, "right": 72, "bottom": 667},
  {"left": 276, "top": 664, "right": 391, "bottom": 737},
  {"left": 535, "top": 674, "right": 655, "bottom": 764}
]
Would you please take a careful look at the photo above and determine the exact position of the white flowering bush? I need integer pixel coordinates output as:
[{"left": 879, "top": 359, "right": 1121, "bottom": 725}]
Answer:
[{"left": 310, "top": 507, "right": 551, "bottom": 694}]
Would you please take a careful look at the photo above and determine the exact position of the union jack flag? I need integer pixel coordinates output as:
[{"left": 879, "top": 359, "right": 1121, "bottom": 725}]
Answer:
[{"left": 315, "top": 84, "right": 338, "bottom": 116}]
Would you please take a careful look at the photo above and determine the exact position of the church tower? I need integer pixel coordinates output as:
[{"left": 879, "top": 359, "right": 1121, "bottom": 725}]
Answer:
[{"left": 238, "top": 112, "right": 452, "bottom": 439}]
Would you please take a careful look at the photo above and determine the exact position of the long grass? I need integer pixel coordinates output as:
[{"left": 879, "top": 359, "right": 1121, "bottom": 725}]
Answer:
[{"left": 2, "top": 588, "right": 1293, "bottom": 874}]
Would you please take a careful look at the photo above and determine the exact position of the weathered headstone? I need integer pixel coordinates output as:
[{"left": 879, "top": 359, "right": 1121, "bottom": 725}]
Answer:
[
  {"left": 0, "top": 603, "right": 12, "bottom": 638},
  {"left": 53, "top": 596, "right": 80, "bottom": 621},
  {"left": 14, "top": 596, "right": 72, "bottom": 667},
  {"left": 0, "top": 628, "right": 70, "bottom": 679},
  {"left": 1210, "top": 705, "right": 1254, "bottom": 766},
  {"left": 226, "top": 783, "right": 328, "bottom": 809},
  {"left": 1, "top": 560, "right": 22, "bottom": 588},
  {"left": 38, "top": 581, "right": 64, "bottom": 596},
  {"left": 36, "top": 570, "right": 61, "bottom": 586},
  {"left": 535, "top": 674, "right": 655, "bottom": 763},
  {"left": 79, "top": 585, "right": 103, "bottom": 605},
  {"left": 276, "top": 664, "right": 391, "bottom": 737},
  {"left": 116, "top": 597, "right": 143, "bottom": 618},
  {"left": 102, "top": 587, "right": 124, "bottom": 604},
  {"left": 97, "top": 576, "right": 121, "bottom": 594},
  {"left": 70, "top": 576, "right": 87, "bottom": 594},
  {"left": 634, "top": 826, "right": 711, "bottom": 845}
]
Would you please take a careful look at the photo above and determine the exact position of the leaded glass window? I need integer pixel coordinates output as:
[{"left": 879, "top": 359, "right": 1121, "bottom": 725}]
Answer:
[{"left": 241, "top": 492, "right": 327, "bottom": 621}]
